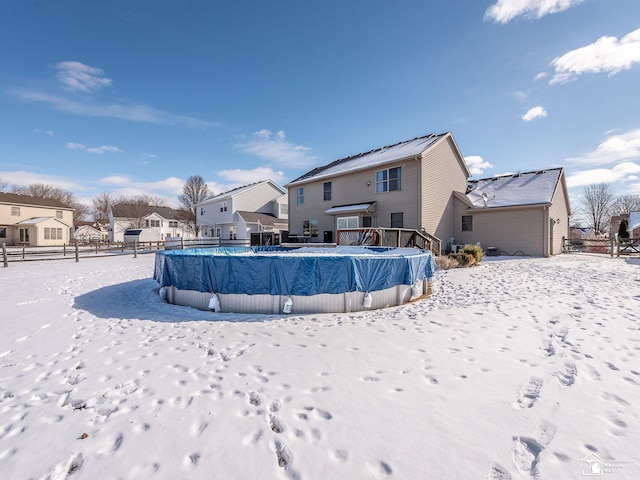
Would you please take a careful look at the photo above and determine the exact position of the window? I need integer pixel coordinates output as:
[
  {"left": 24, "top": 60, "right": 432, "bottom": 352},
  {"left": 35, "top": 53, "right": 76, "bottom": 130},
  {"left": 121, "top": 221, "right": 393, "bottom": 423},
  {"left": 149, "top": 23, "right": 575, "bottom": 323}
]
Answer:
[
  {"left": 11, "top": 207, "right": 20, "bottom": 216},
  {"left": 303, "top": 220, "right": 318, "bottom": 237},
  {"left": 462, "top": 215, "right": 473, "bottom": 231},
  {"left": 56, "top": 210, "right": 63, "bottom": 219},
  {"left": 390, "top": 212, "right": 404, "bottom": 228},
  {"left": 323, "top": 182, "right": 332, "bottom": 201},
  {"left": 0, "top": 227, "right": 6, "bottom": 238},
  {"left": 45, "top": 228, "right": 63, "bottom": 240},
  {"left": 145, "top": 219, "right": 161, "bottom": 228},
  {"left": 362, "top": 216, "right": 372, "bottom": 228},
  {"left": 19, "top": 228, "right": 29, "bottom": 243},
  {"left": 297, "top": 187, "right": 304, "bottom": 205},
  {"left": 336, "top": 216, "right": 358, "bottom": 229},
  {"left": 376, "top": 166, "right": 402, "bottom": 193},
  {"left": 169, "top": 221, "right": 178, "bottom": 228},
  {"left": 220, "top": 201, "right": 228, "bottom": 212}
]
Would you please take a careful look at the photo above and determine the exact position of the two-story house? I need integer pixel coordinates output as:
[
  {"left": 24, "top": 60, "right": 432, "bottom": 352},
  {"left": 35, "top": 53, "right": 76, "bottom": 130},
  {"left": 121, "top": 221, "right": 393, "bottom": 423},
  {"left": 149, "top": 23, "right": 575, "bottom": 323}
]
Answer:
[
  {"left": 109, "top": 204, "right": 194, "bottom": 242},
  {"left": 286, "top": 133, "right": 470, "bottom": 245},
  {"left": 287, "top": 132, "right": 571, "bottom": 256},
  {"left": 196, "top": 180, "right": 288, "bottom": 243},
  {"left": 0, "top": 192, "right": 74, "bottom": 246}
]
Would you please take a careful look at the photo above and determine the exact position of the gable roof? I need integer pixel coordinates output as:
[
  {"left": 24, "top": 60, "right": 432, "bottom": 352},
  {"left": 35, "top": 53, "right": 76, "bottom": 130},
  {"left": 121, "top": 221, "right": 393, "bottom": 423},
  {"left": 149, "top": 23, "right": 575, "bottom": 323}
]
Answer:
[
  {"left": 466, "top": 168, "right": 564, "bottom": 209},
  {"left": 111, "top": 204, "right": 185, "bottom": 220},
  {"left": 0, "top": 192, "right": 72, "bottom": 209},
  {"left": 198, "top": 180, "right": 286, "bottom": 205},
  {"left": 16, "top": 216, "right": 71, "bottom": 227},
  {"left": 287, "top": 132, "right": 468, "bottom": 186},
  {"left": 236, "top": 211, "right": 288, "bottom": 227}
]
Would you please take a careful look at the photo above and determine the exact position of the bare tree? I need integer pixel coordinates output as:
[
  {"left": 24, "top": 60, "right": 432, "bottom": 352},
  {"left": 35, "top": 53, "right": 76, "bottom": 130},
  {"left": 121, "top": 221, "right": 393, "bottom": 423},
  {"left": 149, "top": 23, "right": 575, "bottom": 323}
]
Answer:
[
  {"left": 581, "top": 183, "right": 615, "bottom": 236},
  {"left": 0, "top": 178, "right": 8, "bottom": 192},
  {"left": 132, "top": 194, "right": 168, "bottom": 207},
  {"left": 92, "top": 192, "right": 114, "bottom": 222},
  {"left": 11, "top": 182, "right": 90, "bottom": 220},
  {"left": 178, "top": 175, "right": 212, "bottom": 236},
  {"left": 611, "top": 194, "right": 640, "bottom": 216}
]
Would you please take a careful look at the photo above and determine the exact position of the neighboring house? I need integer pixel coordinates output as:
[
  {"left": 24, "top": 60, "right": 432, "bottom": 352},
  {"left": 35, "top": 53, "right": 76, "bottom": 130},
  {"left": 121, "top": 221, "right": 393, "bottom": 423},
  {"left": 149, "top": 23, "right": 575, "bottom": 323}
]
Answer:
[
  {"left": 286, "top": 132, "right": 470, "bottom": 245},
  {"left": 74, "top": 221, "right": 107, "bottom": 243},
  {"left": 109, "top": 204, "right": 194, "bottom": 242},
  {"left": 286, "top": 132, "right": 571, "bottom": 256},
  {"left": 0, "top": 192, "right": 73, "bottom": 246},
  {"left": 631, "top": 211, "right": 640, "bottom": 239},
  {"left": 454, "top": 168, "right": 571, "bottom": 257},
  {"left": 196, "top": 180, "right": 288, "bottom": 242}
]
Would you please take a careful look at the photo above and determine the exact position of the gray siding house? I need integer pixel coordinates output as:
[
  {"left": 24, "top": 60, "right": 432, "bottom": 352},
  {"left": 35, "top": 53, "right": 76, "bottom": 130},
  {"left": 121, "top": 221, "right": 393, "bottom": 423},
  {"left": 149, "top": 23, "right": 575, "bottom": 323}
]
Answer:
[
  {"left": 453, "top": 168, "right": 571, "bottom": 257},
  {"left": 286, "top": 133, "right": 470, "bottom": 244},
  {"left": 286, "top": 133, "right": 571, "bottom": 256}
]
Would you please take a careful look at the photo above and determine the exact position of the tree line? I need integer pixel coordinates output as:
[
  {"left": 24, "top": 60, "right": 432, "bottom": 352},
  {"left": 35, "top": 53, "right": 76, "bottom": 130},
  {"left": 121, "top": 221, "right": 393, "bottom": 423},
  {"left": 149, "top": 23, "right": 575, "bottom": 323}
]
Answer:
[
  {"left": 579, "top": 183, "right": 640, "bottom": 236},
  {"left": 0, "top": 175, "right": 212, "bottom": 236}
]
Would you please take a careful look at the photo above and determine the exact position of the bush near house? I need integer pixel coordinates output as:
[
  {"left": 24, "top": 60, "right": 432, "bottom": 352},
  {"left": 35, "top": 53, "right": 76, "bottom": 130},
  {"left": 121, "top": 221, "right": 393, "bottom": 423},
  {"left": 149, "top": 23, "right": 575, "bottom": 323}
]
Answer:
[{"left": 440, "top": 244, "right": 483, "bottom": 269}]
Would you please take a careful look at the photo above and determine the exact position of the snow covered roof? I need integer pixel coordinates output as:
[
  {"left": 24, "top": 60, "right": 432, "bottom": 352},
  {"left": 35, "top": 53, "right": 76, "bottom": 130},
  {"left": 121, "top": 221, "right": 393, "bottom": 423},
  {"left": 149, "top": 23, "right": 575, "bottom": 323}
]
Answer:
[
  {"left": 466, "top": 168, "right": 563, "bottom": 209},
  {"left": 16, "top": 217, "right": 51, "bottom": 225},
  {"left": 288, "top": 133, "right": 448, "bottom": 186}
]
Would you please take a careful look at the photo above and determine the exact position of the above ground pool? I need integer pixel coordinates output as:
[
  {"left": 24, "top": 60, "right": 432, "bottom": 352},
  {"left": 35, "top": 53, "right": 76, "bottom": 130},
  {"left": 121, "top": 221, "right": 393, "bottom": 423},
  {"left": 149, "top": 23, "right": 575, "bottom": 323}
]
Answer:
[{"left": 154, "top": 246, "right": 437, "bottom": 314}]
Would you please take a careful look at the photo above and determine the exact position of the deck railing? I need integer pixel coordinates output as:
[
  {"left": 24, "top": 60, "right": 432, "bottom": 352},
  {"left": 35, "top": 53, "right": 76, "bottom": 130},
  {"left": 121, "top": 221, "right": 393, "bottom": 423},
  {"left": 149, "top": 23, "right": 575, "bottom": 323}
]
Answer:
[{"left": 336, "top": 228, "right": 441, "bottom": 255}]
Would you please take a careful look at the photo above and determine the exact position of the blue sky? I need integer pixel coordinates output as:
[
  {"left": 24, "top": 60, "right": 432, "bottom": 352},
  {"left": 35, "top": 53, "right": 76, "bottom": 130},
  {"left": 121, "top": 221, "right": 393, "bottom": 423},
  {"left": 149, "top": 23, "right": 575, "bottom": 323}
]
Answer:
[{"left": 1, "top": 0, "right": 640, "bottom": 212}]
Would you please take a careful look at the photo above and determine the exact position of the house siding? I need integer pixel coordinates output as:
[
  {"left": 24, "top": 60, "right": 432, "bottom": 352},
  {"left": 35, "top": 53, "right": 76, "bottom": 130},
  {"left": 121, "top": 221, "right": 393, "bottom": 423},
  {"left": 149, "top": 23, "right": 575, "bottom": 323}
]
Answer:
[
  {"left": 548, "top": 179, "right": 570, "bottom": 255},
  {"left": 0, "top": 201, "right": 73, "bottom": 246},
  {"left": 288, "top": 159, "right": 421, "bottom": 240},
  {"left": 454, "top": 200, "right": 546, "bottom": 256},
  {"left": 420, "top": 136, "right": 469, "bottom": 241},
  {"left": 233, "top": 183, "right": 285, "bottom": 214}
]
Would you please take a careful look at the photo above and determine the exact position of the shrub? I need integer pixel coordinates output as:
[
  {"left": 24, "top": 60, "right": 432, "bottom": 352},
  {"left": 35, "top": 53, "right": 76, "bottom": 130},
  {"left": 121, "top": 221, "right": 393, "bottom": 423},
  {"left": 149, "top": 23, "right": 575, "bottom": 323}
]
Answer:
[
  {"left": 462, "top": 244, "right": 483, "bottom": 265},
  {"left": 436, "top": 255, "right": 459, "bottom": 270}
]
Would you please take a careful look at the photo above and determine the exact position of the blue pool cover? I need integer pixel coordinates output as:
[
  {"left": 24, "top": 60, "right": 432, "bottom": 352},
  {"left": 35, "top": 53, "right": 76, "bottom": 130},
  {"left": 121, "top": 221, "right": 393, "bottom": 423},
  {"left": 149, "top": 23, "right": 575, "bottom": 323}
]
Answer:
[{"left": 154, "top": 246, "right": 437, "bottom": 296}]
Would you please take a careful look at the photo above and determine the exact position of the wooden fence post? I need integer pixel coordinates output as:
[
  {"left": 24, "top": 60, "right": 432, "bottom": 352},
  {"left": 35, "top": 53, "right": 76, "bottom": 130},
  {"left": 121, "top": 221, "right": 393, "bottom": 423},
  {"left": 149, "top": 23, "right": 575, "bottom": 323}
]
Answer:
[
  {"left": 2, "top": 243, "right": 7, "bottom": 267},
  {"left": 75, "top": 242, "right": 79, "bottom": 262},
  {"left": 63, "top": 244, "right": 66, "bottom": 256},
  {"left": 134, "top": 240, "right": 138, "bottom": 258}
]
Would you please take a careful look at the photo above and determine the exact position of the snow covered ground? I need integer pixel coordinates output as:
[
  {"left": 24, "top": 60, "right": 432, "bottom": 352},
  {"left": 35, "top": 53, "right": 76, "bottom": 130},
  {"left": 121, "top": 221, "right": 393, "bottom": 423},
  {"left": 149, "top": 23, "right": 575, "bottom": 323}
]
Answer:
[{"left": 0, "top": 252, "right": 639, "bottom": 479}]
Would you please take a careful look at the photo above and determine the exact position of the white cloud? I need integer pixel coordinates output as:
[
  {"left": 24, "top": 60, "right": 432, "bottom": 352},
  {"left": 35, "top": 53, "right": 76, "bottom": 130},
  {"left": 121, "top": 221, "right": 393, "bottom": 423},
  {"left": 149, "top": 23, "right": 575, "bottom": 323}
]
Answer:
[
  {"left": 566, "top": 162, "right": 640, "bottom": 188},
  {"left": 522, "top": 106, "right": 548, "bottom": 121},
  {"left": 0, "top": 170, "right": 87, "bottom": 192},
  {"left": 534, "top": 72, "right": 548, "bottom": 81},
  {"left": 97, "top": 175, "right": 188, "bottom": 206},
  {"left": 485, "top": 0, "right": 584, "bottom": 23},
  {"left": 66, "top": 142, "right": 123, "bottom": 154},
  {"left": 14, "top": 89, "right": 219, "bottom": 128},
  {"left": 34, "top": 129, "right": 54, "bottom": 137},
  {"left": 218, "top": 167, "right": 286, "bottom": 185},
  {"left": 550, "top": 28, "right": 640, "bottom": 84},
  {"left": 567, "top": 128, "right": 640, "bottom": 165},
  {"left": 55, "top": 61, "right": 113, "bottom": 93},
  {"left": 464, "top": 156, "right": 494, "bottom": 176},
  {"left": 236, "top": 130, "right": 316, "bottom": 168}
]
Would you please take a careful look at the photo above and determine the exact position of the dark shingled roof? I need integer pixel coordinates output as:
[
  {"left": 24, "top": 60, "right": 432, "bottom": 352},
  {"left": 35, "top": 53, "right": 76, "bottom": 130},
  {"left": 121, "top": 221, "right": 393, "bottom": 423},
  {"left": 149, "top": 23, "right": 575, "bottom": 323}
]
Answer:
[
  {"left": 236, "top": 211, "right": 287, "bottom": 227},
  {"left": 0, "top": 192, "right": 73, "bottom": 209},
  {"left": 111, "top": 204, "right": 186, "bottom": 220}
]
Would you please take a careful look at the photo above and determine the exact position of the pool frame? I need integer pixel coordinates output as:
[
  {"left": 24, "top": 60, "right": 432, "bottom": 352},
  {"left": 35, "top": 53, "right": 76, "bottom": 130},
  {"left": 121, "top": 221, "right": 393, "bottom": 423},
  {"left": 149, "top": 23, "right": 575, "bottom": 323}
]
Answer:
[{"left": 156, "top": 246, "right": 435, "bottom": 314}]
